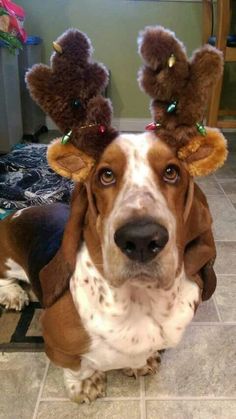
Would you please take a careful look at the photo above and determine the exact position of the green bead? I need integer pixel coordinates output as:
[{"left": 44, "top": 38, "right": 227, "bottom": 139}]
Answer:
[
  {"left": 196, "top": 123, "right": 207, "bottom": 136},
  {"left": 0, "top": 7, "right": 9, "bottom": 16},
  {"left": 167, "top": 101, "right": 177, "bottom": 114},
  {"left": 61, "top": 130, "right": 72, "bottom": 144}
]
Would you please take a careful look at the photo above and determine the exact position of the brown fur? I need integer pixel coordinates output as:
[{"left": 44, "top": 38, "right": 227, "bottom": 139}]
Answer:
[
  {"left": 40, "top": 184, "right": 88, "bottom": 307},
  {"left": 137, "top": 26, "right": 223, "bottom": 144},
  {"left": 147, "top": 140, "right": 216, "bottom": 298},
  {"left": 41, "top": 291, "right": 90, "bottom": 370},
  {"left": 183, "top": 184, "right": 216, "bottom": 299}
]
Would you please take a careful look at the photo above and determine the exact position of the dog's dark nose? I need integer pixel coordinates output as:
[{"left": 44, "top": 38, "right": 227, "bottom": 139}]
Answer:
[{"left": 114, "top": 219, "right": 169, "bottom": 262}]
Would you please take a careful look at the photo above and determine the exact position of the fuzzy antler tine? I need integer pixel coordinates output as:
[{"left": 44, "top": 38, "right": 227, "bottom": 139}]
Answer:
[
  {"left": 138, "top": 26, "right": 187, "bottom": 71},
  {"left": 190, "top": 44, "right": 223, "bottom": 94},
  {"left": 177, "top": 45, "right": 223, "bottom": 128},
  {"left": 138, "top": 26, "right": 189, "bottom": 100},
  {"left": 51, "top": 28, "right": 93, "bottom": 67},
  {"left": 26, "top": 64, "right": 54, "bottom": 116}
]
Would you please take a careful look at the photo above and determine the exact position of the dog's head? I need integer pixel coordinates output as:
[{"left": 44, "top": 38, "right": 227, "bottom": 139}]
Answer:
[
  {"left": 40, "top": 128, "right": 227, "bottom": 306},
  {"left": 87, "top": 131, "right": 188, "bottom": 290}
]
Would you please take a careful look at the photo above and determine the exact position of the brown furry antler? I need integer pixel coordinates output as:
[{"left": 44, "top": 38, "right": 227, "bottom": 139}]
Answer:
[
  {"left": 138, "top": 26, "right": 223, "bottom": 145},
  {"left": 26, "top": 28, "right": 118, "bottom": 159}
]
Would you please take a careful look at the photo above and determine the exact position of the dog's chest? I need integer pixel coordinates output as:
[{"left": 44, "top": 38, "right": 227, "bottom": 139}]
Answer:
[{"left": 70, "top": 245, "right": 200, "bottom": 371}]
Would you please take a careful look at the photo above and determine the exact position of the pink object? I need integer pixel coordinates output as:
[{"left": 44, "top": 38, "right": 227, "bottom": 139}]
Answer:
[
  {"left": 145, "top": 122, "right": 158, "bottom": 131},
  {"left": 0, "top": 0, "right": 27, "bottom": 42},
  {"left": 98, "top": 125, "right": 106, "bottom": 134}
]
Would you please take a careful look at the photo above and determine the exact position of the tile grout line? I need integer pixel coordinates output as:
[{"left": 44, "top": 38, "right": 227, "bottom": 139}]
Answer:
[
  {"left": 215, "top": 177, "right": 236, "bottom": 182},
  {"left": 144, "top": 396, "right": 236, "bottom": 401},
  {"left": 140, "top": 377, "right": 146, "bottom": 419},
  {"left": 40, "top": 396, "right": 141, "bottom": 402},
  {"left": 32, "top": 359, "right": 50, "bottom": 419},
  {"left": 38, "top": 396, "right": 236, "bottom": 402},
  {"left": 212, "top": 295, "right": 223, "bottom": 323},
  {"left": 190, "top": 321, "right": 236, "bottom": 326},
  {"left": 217, "top": 273, "right": 236, "bottom": 277},
  {"left": 199, "top": 193, "right": 224, "bottom": 196},
  {"left": 214, "top": 239, "right": 236, "bottom": 242},
  {"left": 215, "top": 178, "right": 236, "bottom": 212}
]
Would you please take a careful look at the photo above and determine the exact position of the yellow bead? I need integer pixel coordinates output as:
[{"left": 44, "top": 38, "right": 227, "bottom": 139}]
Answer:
[
  {"left": 168, "top": 54, "right": 176, "bottom": 68},
  {"left": 53, "top": 42, "right": 63, "bottom": 54}
]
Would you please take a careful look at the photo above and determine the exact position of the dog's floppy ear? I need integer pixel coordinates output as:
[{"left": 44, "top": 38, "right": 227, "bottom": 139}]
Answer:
[
  {"left": 178, "top": 128, "right": 228, "bottom": 177},
  {"left": 184, "top": 184, "right": 216, "bottom": 301},
  {"left": 47, "top": 139, "right": 95, "bottom": 183},
  {"left": 39, "top": 184, "right": 88, "bottom": 307}
]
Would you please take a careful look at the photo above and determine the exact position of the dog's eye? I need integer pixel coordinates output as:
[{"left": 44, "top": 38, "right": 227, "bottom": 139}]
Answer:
[
  {"left": 163, "top": 165, "right": 180, "bottom": 184},
  {"left": 71, "top": 99, "right": 82, "bottom": 109},
  {"left": 99, "top": 168, "right": 116, "bottom": 186}
]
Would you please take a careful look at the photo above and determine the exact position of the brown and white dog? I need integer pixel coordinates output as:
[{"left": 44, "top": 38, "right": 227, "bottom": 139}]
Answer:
[{"left": 0, "top": 131, "right": 221, "bottom": 403}]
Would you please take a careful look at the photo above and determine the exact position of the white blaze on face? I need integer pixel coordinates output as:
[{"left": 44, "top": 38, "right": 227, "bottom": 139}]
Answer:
[
  {"left": 103, "top": 132, "right": 178, "bottom": 282},
  {"left": 105, "top": 132, "right": 175, "bottom": 237}
]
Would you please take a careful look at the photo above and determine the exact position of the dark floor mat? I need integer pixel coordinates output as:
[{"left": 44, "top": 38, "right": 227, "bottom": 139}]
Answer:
[{"left": 0, "top": 302, "right": 44, "bottom": 352}]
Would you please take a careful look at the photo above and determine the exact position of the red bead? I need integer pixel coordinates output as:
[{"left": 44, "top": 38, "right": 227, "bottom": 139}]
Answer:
[
  {"left": 98, "top": 125, "right": 106, "bottom": 134},
  {"left": 145, "top": 122, "right": 158, "bottom": 131}
]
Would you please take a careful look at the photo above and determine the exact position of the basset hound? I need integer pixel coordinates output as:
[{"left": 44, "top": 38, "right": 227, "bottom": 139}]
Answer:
[{"left": 0, "top": 131, "right": 221, "bottom": 403}]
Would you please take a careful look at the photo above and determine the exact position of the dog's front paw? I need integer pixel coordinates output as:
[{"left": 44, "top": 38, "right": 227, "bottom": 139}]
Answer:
[
  {"left": 0, "top": 283, "right": 29, "bottom": 311},
  {"left": 123, "top": 351, "right": 161, "bottom": 378},
  {"left": 66, "top": 370, "right": 107, "bottom": 404}
]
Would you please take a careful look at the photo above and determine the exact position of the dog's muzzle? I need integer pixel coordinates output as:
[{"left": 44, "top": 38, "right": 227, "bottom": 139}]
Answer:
[{"left": 114, "top": 218, "right": 169, "bottom": 263}]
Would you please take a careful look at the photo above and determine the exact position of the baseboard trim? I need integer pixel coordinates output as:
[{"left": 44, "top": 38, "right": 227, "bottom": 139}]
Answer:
[
  {"left": 112, "top": 118, "right": 150, "bottom": 132},
  {"left": 46, "top": 116, "right": 236, "bottom": 134},
  {"left": 222, "top": 128, "right": 236, "bottom": 133},
  {"left": 46, "top": 117, "right": 59, "bottom": 131},
  {"left": 46, "top": 116, "right": 150, "bottom": 132}
]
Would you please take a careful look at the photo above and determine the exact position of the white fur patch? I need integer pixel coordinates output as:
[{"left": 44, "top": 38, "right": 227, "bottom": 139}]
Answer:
[
  {"left": 0, "top": 281, "right": 29, "bottom": 310},
  {"left": 70, "top": 244, "right": 200, "bottom": 373},
  {"left": 117, "top": 132, "right": 155, "bottom": 186},
  {"left": 5, "top": 258, "right": 29, "bottom": 282}
]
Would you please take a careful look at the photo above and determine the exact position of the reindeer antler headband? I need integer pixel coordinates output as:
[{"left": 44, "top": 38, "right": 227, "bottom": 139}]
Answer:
[{"left": 26, "top": 26, "right": 227, "bottom": 182}]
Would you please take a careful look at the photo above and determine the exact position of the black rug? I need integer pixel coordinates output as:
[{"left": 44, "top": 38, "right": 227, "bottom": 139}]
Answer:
[{"left": 0, "top": 302, "right": 44, "bottom": 352}]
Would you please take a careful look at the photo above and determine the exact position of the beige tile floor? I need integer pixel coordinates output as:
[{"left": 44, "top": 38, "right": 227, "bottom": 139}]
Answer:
[{"left": 0, "top": 133, "right": 236, "bottom": 419}]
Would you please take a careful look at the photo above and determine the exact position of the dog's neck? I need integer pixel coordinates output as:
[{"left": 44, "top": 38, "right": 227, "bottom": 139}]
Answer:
[{"left": 70, "top": 241, "right": 185, "bottom": 322}]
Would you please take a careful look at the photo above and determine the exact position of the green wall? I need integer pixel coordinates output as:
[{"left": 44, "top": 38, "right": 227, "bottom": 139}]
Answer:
[{"left": 18, "top": 0, "right": 236, "bottom": 118}]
